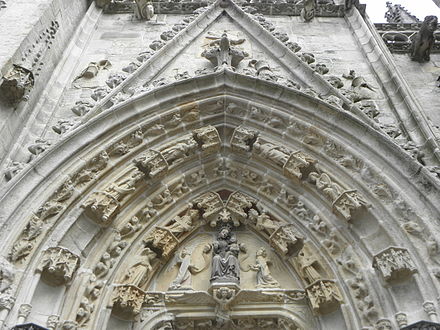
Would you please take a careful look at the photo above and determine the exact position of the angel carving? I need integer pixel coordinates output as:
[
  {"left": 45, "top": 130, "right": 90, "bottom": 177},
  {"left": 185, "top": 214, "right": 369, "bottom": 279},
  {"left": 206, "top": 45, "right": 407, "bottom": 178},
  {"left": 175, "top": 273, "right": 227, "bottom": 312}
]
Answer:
[{"left": 168, "top": 246, "right": 210, "bottom": 290}]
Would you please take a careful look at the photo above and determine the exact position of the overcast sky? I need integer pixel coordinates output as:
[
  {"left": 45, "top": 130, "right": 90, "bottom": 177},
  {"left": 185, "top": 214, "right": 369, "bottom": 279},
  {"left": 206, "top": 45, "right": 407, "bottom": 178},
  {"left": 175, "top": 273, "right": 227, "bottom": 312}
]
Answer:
[{"left": 365, "top": 0, "right": 440, "bottom": 23}]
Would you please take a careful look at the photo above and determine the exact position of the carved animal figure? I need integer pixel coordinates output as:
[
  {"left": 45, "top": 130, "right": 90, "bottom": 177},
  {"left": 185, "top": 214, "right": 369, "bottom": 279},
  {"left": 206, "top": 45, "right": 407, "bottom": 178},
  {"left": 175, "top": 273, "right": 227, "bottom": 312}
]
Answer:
[{"left": 411, "top": 16, "right": 438, "bottom": 62}]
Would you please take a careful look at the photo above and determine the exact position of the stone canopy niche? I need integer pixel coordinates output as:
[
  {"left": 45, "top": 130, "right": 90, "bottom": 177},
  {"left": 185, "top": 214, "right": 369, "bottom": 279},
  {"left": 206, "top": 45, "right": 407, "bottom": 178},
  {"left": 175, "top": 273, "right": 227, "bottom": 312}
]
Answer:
[{"left": 36, "top": 247, "right": 80, "bottom": 286}]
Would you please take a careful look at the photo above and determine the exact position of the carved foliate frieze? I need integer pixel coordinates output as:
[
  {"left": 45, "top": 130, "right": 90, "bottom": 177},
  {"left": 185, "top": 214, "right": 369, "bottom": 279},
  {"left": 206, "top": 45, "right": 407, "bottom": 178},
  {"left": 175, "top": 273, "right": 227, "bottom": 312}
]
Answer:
[
  {"left": 306, "top": 279, "right": 343, "bottom": 315},
  {"left": 112, "top": 285, "right": 146, "bottom": 320},
  {"left": 37, "top": 247, "right": 80, "bottom": 286},
  {"left": 372, "top": 247, "right": 417, "bottom": 283}
]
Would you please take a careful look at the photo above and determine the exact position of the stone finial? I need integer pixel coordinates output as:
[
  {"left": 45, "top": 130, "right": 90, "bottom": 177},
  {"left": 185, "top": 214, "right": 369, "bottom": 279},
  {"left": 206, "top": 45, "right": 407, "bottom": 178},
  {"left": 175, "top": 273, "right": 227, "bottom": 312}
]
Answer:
[
  {"left": 372, "top": 247, "right": 417, "bottom": 284},
  {"left": 37, "top": 247, "right": 80, "bottom": 286}
]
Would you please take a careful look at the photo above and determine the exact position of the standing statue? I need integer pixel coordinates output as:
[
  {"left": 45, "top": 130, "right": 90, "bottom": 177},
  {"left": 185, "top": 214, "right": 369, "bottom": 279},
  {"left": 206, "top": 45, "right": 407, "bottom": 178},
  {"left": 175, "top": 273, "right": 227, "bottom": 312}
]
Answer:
[
  {"left": 251, "top": 248, "right": 280, "bottom": 288},
  {"left": 411, "top": 16, "right": 438, "bottom": 62},
  {"left": 122, "top": 247, "right": 157, "bottom": 289},
  {"left": 210, "top": 224, "right": 245, "bottom": 284}
]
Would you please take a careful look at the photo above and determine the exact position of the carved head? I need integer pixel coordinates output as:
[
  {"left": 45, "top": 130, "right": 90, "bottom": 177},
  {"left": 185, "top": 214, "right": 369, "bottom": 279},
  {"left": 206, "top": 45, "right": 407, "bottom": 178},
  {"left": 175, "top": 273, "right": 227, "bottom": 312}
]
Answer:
[
  {"left": 423, "top": 16, "right": 438, "bottom": 32},
  {"left": 256, "top": 247, "right": 267, "bottom": 257}
]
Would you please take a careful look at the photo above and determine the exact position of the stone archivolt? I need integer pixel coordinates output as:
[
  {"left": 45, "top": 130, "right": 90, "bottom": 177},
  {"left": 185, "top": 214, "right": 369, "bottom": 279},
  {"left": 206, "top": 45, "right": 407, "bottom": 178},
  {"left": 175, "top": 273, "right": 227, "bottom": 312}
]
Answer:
[{"left": 1, "top": 21, "right": 438, "bottom": 328}]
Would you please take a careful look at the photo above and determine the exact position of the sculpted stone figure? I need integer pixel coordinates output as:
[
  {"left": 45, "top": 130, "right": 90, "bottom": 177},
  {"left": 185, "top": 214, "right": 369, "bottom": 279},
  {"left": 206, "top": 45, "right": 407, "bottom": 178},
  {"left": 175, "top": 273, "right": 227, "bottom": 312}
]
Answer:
[
  {"left": 168, "top": 247, "right": 209, "bottom": 290},
  {"left": 163, "top": 209, "right": 199, "bottom": 237},
  {"left": 251, "top": 248, "right": 280, "bottom": 288},
  {"left": 309, "top": 172, "right": 344, "bottom": 201},
  {"left": 122, "top": 247, "right": 157, "bottom": 289},
  {"left": 133, "top": 0, "right": 154, "bottom": 20},
  {"left": 253, "top": 139, "right": 290, "bottom": 167},
  {"left": 202, "top": 33, "right": 248, "bottom": 69},
  {"left": 300, "top": 0, "right": 315, "bottom": 22},
  {"left": 210, "top": 224, "right": 245, "bottom": 284},
  {"left": 411, "top": 16, "right": 438, "bottom": 62}
]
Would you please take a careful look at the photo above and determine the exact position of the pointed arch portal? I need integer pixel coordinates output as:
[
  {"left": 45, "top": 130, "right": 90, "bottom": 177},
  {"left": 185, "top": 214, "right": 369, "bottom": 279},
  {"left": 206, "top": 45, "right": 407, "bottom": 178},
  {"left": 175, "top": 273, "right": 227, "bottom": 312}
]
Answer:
[{"left": 1, "top": 61, "right": 440, "bottom": 330}]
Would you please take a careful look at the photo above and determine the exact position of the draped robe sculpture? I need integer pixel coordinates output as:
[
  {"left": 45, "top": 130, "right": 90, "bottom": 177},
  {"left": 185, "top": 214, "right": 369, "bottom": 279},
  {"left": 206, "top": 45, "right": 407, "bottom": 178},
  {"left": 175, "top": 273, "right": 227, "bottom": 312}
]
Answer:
[{"left": 210, "top": 225, "right": 244, "bottom": 284}]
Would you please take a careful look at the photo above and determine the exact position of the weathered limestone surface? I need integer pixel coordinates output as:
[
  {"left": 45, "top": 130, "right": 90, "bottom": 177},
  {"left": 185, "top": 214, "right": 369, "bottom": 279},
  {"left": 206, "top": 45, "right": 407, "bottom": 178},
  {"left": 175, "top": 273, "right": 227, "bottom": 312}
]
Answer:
[{"left": 0, "top": 0, "right": 440, "bottom": 329}]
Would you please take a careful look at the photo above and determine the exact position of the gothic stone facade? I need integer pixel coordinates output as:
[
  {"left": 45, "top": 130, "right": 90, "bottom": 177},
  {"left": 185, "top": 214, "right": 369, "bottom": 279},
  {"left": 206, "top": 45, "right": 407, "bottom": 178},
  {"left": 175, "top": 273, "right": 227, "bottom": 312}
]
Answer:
[{"left": 1, "top": 0, "right": 440, "bottom": 329}]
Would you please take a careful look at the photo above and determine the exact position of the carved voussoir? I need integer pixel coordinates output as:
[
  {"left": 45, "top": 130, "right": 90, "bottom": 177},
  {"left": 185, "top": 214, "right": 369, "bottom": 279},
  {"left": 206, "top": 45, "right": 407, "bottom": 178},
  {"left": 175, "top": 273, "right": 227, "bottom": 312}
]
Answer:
[
  {"left": 230, "top": 126, "right": 259, "bottom": 153},
  {"left": 306, "top": 279, "right": 343, "bottom": 315},
  {"left": 283, "top": 151, "right": 317, "bottom": 182},
  {"left": 270, "top": 224, "right": 304, "bottom": 257},
  {"left": 37, "top": 247, "right": 80, "bottom": 286},
  {"left": 144, "top": 227, "right": 179, "bottom": 259},
  {"left": 373, "top": 247, "right": 417, "bottom": 284},
  {"left": 133, "top": 150, "right": 168, "bottom": 179},
  {"left": 82, "top": 170, "right": 143, "bottom": 225},
  {"left": 225, "top": 191, "right": 256, "bottom": 225},
  {"left": 193, "top": 192, "right": 224, "bottom": 224},
  {"left": 193, "top": 125, "right": 221, "bottom": 153},
  {"left": 332, "top": 190, "right": 368, "bottom": 221},
  {"left": 112, "top": 285, "right": 146, "bottom": 320}
]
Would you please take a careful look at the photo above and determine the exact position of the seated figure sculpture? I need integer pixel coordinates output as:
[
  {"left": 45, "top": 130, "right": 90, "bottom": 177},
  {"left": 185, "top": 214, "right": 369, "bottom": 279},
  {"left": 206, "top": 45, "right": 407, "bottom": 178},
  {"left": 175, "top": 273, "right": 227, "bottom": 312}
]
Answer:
[{"left": 210, "top": 224, "right": 245, "bottom": 284}]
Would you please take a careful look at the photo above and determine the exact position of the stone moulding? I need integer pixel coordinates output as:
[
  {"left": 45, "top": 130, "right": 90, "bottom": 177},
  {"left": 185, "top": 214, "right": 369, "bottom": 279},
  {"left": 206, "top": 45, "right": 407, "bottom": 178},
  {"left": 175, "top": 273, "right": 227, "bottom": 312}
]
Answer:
[{"left": 103, "top": 0, "right": 345, "bottom": 16}]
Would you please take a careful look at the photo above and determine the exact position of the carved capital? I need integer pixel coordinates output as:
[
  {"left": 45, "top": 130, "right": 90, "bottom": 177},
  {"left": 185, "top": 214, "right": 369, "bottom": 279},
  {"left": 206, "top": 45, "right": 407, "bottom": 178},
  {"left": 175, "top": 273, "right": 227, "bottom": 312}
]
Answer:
[
  {"left": 373, "top": 247, "right": 417, "bottom": 283},
  {"left": 112, "top": 285, "right": 146, "bottom": 320},
  {"left": 395, "top": 312, "right": 408, "bottom": 328},
  {"left": 306, "top": 279, "right": 343, "bottom": 315},
  {"left": 37, "top": 247, "right": 80, "bottom": 286}
]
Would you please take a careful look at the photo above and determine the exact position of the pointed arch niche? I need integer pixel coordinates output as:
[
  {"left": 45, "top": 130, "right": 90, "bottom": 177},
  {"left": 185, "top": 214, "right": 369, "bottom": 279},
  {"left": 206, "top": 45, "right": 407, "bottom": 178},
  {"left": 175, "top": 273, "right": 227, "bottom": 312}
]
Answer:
[{"left": 1, "top": 71, "right": 440, "bottom": 330}]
